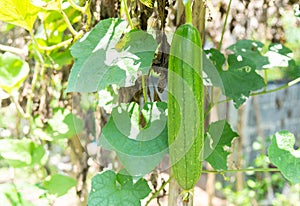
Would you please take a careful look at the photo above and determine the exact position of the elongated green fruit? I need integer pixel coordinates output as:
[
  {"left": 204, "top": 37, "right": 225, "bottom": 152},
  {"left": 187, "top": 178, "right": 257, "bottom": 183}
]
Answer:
[{"left": 168, "top": 23, "right": 203, "bottom": 190}]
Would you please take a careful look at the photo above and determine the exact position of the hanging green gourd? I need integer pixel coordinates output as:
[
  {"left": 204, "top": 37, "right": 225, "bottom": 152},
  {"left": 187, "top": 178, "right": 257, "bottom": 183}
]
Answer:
[{"left": 168, "top": 0, "right": 204, "bottom": 190}]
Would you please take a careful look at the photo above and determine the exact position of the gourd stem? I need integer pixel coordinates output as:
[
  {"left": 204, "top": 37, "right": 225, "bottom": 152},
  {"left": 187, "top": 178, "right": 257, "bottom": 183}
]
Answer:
[{"left": 185, "top": 0, "right": 193, "bottom": 24}]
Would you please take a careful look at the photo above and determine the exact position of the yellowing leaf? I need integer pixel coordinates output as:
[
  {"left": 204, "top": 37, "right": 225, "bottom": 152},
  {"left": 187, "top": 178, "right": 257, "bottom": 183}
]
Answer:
[
  {"left": 0, "top": 0, "right": 40, "bottom": 31},
  {"left": 139, "top": 0, "right": 154, "bottom": 8}
]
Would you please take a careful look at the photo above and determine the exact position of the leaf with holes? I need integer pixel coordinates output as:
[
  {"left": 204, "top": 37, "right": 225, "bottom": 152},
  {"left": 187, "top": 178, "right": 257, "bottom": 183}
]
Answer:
[
  {"left": 66, "top": 18, "right": 157, "bottom": 92},
  {"left": 204, "top": 120, "right": 238, "bottom": 170},
  {"left": 228, "top": 39, "right": 269, "bottom": 70},
  {"left": 206, "top": 49, "right": 265, "bottom": 108},
  {"left": 264, "top": 43, "right": 295, "bottom": 68},
  {"left": 268, "top": 131, "right": 300, "bottom": 184}
]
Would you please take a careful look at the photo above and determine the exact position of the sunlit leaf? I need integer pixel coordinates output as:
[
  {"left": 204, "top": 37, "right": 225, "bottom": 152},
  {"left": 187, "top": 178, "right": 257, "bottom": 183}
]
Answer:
[
  {"left": 0, "top": 139, "right": 45, "bottom": 168},
  {"left": 0, "top": 52, "right": 30, "bottom": 93},
  {"left": 0, "top": 0, "right": 40, "bottom": 31},
  {"left": 139, "top": 0, "right": 154, "bottom": 8},
  {"left": 67, "top": 18, "right": 157, "bottom": 92},
  {"left": 47, "top": 108, "right": 84, "bottom": 140},
  {"left": 43, "top": 174, "right": 77, "bottom": 196}
]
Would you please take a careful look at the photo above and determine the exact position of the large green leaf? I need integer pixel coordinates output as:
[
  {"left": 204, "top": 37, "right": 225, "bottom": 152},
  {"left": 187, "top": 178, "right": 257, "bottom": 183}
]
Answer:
[
  {"left": 205, "top": 49, "right": 265, "bottom": 108},
  {"left": 0, "top": 0, "right": 40, "bottom": 31},
  {"left": 43, "top": 174, "right": 77, "bottom": 196},
  {"left": 99, "top": 102, "right": 168, "bottom": 176},
  {"left": 268, "top": 131, "right": 300, "bottom": 184},
  {"left": 0, "top": 139, "right": 46, "bottom": 168},
  {"left": 0, "top": 52, "right": 30, "bottom": 93},
  {"left": 227, "top": 40, "right": 269, "bottom": 70},
  {"left": 67, "top": 18, "right": 157, "bottom": 92},
  {"left": 88, "top": 170, "right": 151, "bottom": 206},
  {"left": 204, "top": 120, "right": 238, "bottom": 170}
]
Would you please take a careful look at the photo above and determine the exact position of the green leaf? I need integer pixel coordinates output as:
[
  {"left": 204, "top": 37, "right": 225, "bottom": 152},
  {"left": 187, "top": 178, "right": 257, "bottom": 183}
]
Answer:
[
  {"left": 225, "top": 54, "right": 265, "bottom": 107},
  {"left": 227, "top": 39, "right": 269, "bottom": 70},
  {"left": 88, "top": 170, "right": 151, "bottom": 206},
  {"left": 268, "top": 131, "right": 300, "bottom": 184},
  {"left": 0, "top": 0, "right": 40, "bottom": 31},
  {"left": 99, "top": 102, "right": 168, "bottom": 176},
  {"left": 0, "top": 183, "right": 35, "bottom": 206},
  {"left": 205, "top": 48, "right": 226, "bottom": 71},
  {"left": 0, "top": 139, "right": 45, "bottom": 167},
  {"left": 43, "top": 174, "right": 77, "bottom": 196},
  {"left": 264, "top": 43, "right": 295, "bottom": 68},
  {"left": 205, "top": 49, "right": 265, "bottom": 108},
  {"left": 67, "top": 18, "right": 158, "bottom": 92},
  {"left": 47, "top": 108, "right": 84, "bottom": 140},
  {"left": 0, "top": 52, "right": 30, "bottom": 93},
  {"left": 204, "top": 120, "right": 238, "bottom": 170}
]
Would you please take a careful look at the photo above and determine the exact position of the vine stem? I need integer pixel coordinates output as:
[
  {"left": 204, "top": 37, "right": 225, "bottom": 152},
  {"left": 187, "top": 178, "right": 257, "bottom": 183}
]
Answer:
[
  {"left": 145, "top": 176, "right": 172, "bottom": 206},
  {"left": 202, "top": 168, "right": 280, "bottom": 174},
  {"left": 218, "top": 0, "right": 232, "bottom": 51},
  {"left": 123, "top": 0, "right": 134, "bottom": 29},
  {"left": 68, "top": 0, "right": 92, "bottom": 30},
  {"left": 10, "top": 93, "right": 28, "bottom": 119},
  {"left": 68, "top": 0, "right": 85, "bottom": 12},
  {"left": 0, "top": 44, "right": 27, "bottom": 55},
  {"left": 204, "top": 76, "right": 300, "bottom": 117},
  {"left": 142, "top": 75, "right": 148, "bottom": 102}
]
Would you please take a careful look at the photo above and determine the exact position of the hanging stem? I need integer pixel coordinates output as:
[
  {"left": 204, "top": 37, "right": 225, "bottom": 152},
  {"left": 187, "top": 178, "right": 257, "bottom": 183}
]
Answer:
[
  {"left": 123, "top": 0, "right": 134, "bottom": 29},
  {"left": 142, "top": 75, "right": 148, "bottom": 102},
  {"left": 218, "top": 0, "right": 233, "bottom": 50}
]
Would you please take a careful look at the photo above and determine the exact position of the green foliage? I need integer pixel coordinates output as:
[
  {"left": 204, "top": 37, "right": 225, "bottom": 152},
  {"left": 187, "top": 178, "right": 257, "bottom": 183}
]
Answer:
[
  {"left": 43, "top": 174, "right": 77, "bottom": 197},
  {"left": 0, "top": 0, "right": 40, "bottom": 31},
  {"left": 67, "top": 18, "right": 157, "bottom": 92},
  {"left": 204, "top": 120, "right": 238, "bottom": 170},
  {"left": 0, "top": 139, "right": 45, "bottom": 168},
  {"left": 268, "top": 131, "right": 300, "bottom": 184},
  {"left": 0, "top": 183, "right": 34, "bottom": 206},
  {"left": 227, "top": 40, "right": 268, "bottom": 70},
  {"left": 99, "top": 102, "right": 168, "bottom": 176},
  {"left": 0, "top": 52, "right": 30, "bottom": 93},
  {"left": 47, "top": 108, "right": 84, "bottom": 140},
  {"left": 88, "top": 170, "right": 151, "bottom": 206},
  {"left": 205, "top": 48, "right": 265, "bottom": 108}
]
